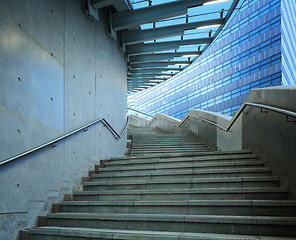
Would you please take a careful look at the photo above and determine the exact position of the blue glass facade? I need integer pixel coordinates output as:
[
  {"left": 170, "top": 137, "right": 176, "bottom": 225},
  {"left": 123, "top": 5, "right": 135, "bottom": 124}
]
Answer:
[
  {"left": 281, "top": 0, "right": 296, "bottom": 85},
  {"left": 128, "top": 0, "right": 285, "bottom": 118}
]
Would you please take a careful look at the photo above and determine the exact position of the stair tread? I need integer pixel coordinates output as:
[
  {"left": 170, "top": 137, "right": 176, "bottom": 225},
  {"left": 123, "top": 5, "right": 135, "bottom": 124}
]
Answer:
[
  {"left": 105, "top": 155, "right": 258, "bottom": 166},
  {"left": 29, "top": 226, "right": 296, "bottom": 240},
  {"left": 85, "top": 176, "right": 279, "bottom": 186},
  {"left": 46, "top": 213, "right": 296, "bottom": 225},
  {"left": 110, "top": 149, "right": 254, "bottom": 160},
  {"left": 74, "top": 187, "right": 290, "bottom": 195},
  {"left": 92, "top": 167, "right": 272, "bottom": 178},
  {"left": 100, "top": 161, "right": 265, "bottom": 172},
  {"left": 61, "top": 199, "right": 296, "bottom": 206}
]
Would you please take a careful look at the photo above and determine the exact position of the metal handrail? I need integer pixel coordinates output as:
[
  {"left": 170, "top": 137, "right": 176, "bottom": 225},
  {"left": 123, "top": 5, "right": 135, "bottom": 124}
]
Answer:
[
  {"left": 180, "top": 102, "right": 296, "bottom": 132},
  {"left": 127, "top": 107, "right": 154, "bottom": 117},
  {"left": 0, "top": 116, "right": 130, "bottom": 166}
]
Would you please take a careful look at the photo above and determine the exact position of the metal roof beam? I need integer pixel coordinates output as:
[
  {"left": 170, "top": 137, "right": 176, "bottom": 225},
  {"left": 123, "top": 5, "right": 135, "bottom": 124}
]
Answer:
[
  {"left": 123, "top": 18, "right": 224, "bottom": 45},
  {"left": 112, "top": 0, "right": 211, "bottom": 31},
  {"left": 129, "top": 61, "right": 191, "bottom": 69},
  {"left": 92, "top": 0, "right": 121, "bottom": 8},
  {"left": 92, "top": 0, "right": 131, "bottom": 11},
  {"left": 128, "top": 73, "right": 174, "bottom": 78},
  {"left": 128, "top": 77, "right": 168, "bottom": 81},
  {"left": 129, "top": 68, "right": 182, "bottom": 74},
  {"left": 129, "top": 69, "right": 162, "bottom": 74},
  {"left": 128, "top": 76, "right": 167, "bottom": 80},
  {"left": 129, "top": 51, "right": 201, "bottom": 63},
  {"left": 126, "top": 38, "right": 211, "bottom": 56}
]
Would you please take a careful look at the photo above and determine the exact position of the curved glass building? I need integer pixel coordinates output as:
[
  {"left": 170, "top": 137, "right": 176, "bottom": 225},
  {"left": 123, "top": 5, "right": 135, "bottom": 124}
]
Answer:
[{"left": 128, "top": 0, "right": 294, "bottom": 118}]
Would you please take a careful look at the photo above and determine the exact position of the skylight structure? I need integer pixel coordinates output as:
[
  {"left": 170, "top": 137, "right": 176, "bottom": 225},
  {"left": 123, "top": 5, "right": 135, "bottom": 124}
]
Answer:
[{"left": 90, "top": 0, "right": 239, "bottom": 92}]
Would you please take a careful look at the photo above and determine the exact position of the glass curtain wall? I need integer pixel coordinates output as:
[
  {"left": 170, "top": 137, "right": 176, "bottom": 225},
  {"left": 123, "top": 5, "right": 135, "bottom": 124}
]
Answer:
[{"left": 128, "top": 0, "right": 282, "bottom": 118}]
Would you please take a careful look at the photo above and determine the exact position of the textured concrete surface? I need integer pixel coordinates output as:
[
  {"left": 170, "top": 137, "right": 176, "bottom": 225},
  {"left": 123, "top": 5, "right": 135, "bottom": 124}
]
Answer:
[
  {"left": 241, "top": 87, "right": 296, "bottom": 199},
  {"left": 149, "top": 113, "right": 181, "bottom": 133},
  {"left": 0, "top": 0, "right": 127, "bottom": 239},
  {"left": 128, "top": 115, "right": 150, "bottom": 128}
]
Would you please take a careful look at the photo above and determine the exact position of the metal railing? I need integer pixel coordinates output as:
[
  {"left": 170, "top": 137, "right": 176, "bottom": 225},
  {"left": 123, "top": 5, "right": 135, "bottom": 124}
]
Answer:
[
  {"left": 0, "top": 116, "right": 130, "bottom": 167},
  {"left": 127, "top": 107, "right": 154, "bottom": 117},
  {"left": 180, "top": 102, "right": 296, "bottom": 131}
]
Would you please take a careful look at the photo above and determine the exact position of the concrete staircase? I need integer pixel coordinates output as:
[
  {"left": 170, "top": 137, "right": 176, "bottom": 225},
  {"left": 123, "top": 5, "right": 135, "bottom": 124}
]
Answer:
[{"left": 28, "top": 127, "right": 296, "bottom": 239}]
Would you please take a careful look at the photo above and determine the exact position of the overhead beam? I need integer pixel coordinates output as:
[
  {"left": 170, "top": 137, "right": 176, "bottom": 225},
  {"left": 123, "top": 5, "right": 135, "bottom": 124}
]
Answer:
[
  {"left": 129, "top": 68, "right": 182, "bottom": 74},
  {"left": 111, "top": 0, "right": 211, "bottom": 31},
  {"left": 129, "top": 51, "right": 201, "bottom": 63},
  {"left": 123, "top": 18, "right": 224, "bottom": 45},
  {"left": 129, "top": 61, "right": 192, "bottom": 69},
  {"left": 128, "top": 76, "right": 167, "bottom": 80},
  {"left": 128, "top": 77, "right": 168, "bottom": 81},
  {"left": 128, "top": 73, "right": 174, "bottom": 78},
  {"left": 129, "top": 69, "right": 162, "bottom": 74},
  {"left": 92, "top": 0, "right": 120, "bottom": 8},
  {"left": 126, "top": 38, "right": 211, "bottom": 55},
  {"left": 92, "top": 0, "right": 131, "bottom": 11}
]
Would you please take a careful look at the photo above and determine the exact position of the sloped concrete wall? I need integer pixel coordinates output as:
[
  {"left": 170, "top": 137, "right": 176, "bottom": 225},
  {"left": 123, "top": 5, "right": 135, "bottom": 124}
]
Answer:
[
  {"left": 241, "top": 87, "right": 296, "bottom": 198},
  {"left": 149, "top": 113, "right": 181, "bottom": 134},
  {"left": 0, "top": 1, "right": 127, "bottom": 239},
  {"left": 179, "top": 87, "right": 296, "bottom": 198}
]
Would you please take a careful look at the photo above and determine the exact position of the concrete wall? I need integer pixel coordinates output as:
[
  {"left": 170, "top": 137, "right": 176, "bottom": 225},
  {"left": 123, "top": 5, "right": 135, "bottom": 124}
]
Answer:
[
  {"left": 0, "top": 1, "right": 127, "bottom": 239},
  {"left": 241, "top": 87, "right": 296, "bottom": 199}
]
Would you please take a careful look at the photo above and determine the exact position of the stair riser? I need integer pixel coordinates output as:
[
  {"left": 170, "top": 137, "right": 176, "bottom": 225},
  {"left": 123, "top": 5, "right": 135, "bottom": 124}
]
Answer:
[
  {"left": 132, "top": 143, "right": 208, "bottom": 146},
  {"left": 130, "top": 150, "right": 210, "bottom": 154},
  {"left": 130, "top": 151, "right": 211, "bottom": 155},
  {"left": 30, "top": 236, "right": 75, "bottom": 240},
  {"left": 99, "top": 163, "right": 265, "bottom": 173},
  {"left": 131, "top": 145, "right": 208, "bottom": 149},
  {"left": 104, "top": 159, "right": 259, "bottom": 169},
  {"left": 73, "top": 192, "right": 288, "bottom": 201},
  {"left": 61, "top": 205, "right": 296, "bottom": 216},
  {"left": 91, "top": 171, "right": 271, "bottom": 181},
  {"left": 84, "top": 181, "right": 278, "bottom": 191},
  {"left": 132, "top": 140, "right": 206, "bottom": 142},
  {"left": 106, "top": 155, "right": 258, "bottom": 166},
  {"left": 46, "top": 218, "right": 296, "bottom": 237},
  {"left": 130, "top": 148, "right": 209, "bottom": 151}
]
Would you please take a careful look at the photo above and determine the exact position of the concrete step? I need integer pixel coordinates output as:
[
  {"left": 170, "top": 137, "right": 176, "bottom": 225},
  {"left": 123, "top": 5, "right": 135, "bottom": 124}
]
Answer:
[
  {"left": 131, "top": 136, "right": 192, "bottom": 139},
  {"left": 43, "top": 213, "right": 296, "bottom": 237},
  {"left": 29, "top": 227, "right": 296, "bottom": 240},
  {"left": 130, "top": 149, "right": 212, "bottom": 156},
  {"left": 132, "top": 143, "right": 208, "bottom": 147},
  {"left": 132, "top": 141, "right": 199, "bottom": 144},
  {"left": 73, "top": 187, "right": 289, "bottom": 201},
  {"left": 131, "top": 138, "right": 201, "bottom": 141},
  {"left": 61, "top": 199, "right": 296, "bottom": 216},
  {"left": 84, "top": 176, "right": 279, "bottom": 191},
  {"left": 98, "top": 160, "right": 265, "bottom": 173},
  {"left": 131, "top": 143, "right": 208, "bottom": 147},
  {"left": 91, "top": 167, "right": 272, "bottom": 181},
  {"left": 130, "top": 148, "right": 210, "bottom": 152},
  {"left": 130, "top": 147, "right": 211, "bottom": 152},
  {"left": 105, "top": 153, "right": 258, "bottom": 167},
  {"left": 109, "top": 149, "right": 255, "bottom": 162}
]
